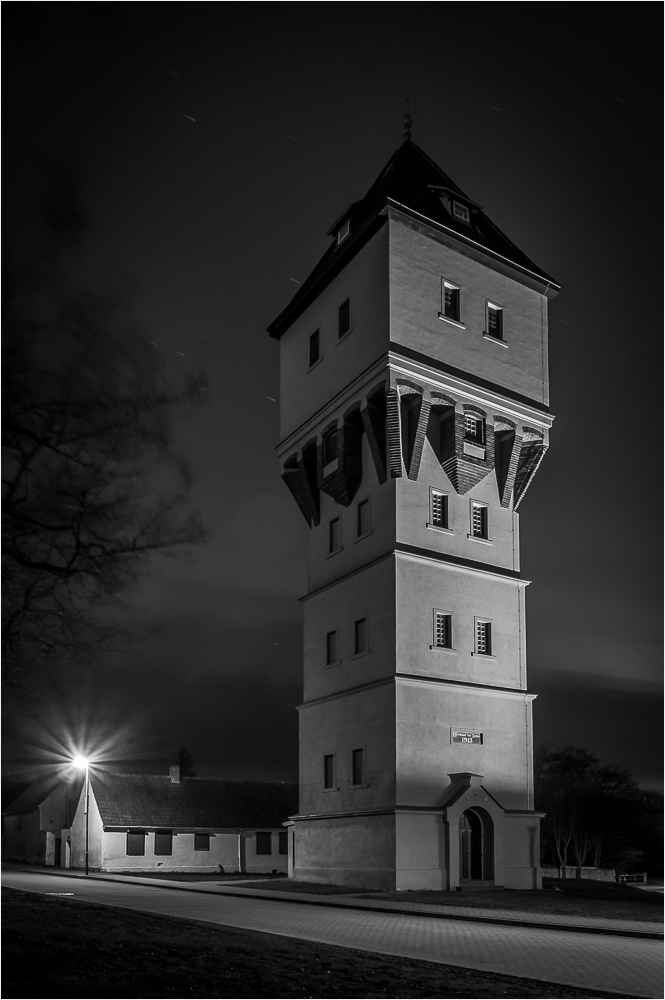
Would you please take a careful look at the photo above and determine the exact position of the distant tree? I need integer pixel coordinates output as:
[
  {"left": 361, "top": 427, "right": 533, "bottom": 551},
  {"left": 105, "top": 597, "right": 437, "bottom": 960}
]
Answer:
[
  {"left": 535, "top": 745, "right": 644, "bottom": 877},
  {"left": 2, "top": 174, "right": 207, "bottom": 696},
  {"left": 173, "top": 746, "right": 196, "bottom": 778}
]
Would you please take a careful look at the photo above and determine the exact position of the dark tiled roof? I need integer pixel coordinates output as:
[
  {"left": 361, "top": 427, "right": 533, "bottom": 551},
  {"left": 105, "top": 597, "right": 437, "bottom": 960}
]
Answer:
[
  {"left": 91, "top": 773, "right": 298, "bottom": 829},
  {"left": 2, "top": 777, "right": 64, "bottom": 816},
  {"left": 268, "top": 140, "right": 558, "bottom": 339}
]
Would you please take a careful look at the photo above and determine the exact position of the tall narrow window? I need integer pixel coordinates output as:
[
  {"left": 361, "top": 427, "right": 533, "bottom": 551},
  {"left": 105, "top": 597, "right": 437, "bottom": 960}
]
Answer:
[
  {"left": 278, "top": 831, "right": 288, "bottom": 854},
  {"left": 471, "top": 502, "right": 489, "bottom": 539},
  {"left": 486, "top": 303, "right": 503, "bottom": 341},
  {"left": 354, "top": 618, "right": 368, "bottom": 655},
  {"left": 329, "top": 517, "right": 341, "bottom": 553},
  {"left": 309, "top": 329, "right": 320, "bottom": 366},
  {"left": 154, "top": 831, "right": 173, "bottom": 856},
  {"left": 475, "top": 619, "right": 493, "bottom": 655},
  {"left": 433, "top": 610, "right": 453, "bottom": 649},
  {"left": 430, "top": 489, "right": 448, "bottom": 529},
  {"left": 442, "top": 280, "right": 461, "bottom": 322},
  {"left": 352, "top": 748, "right": 365, "bottom": 785},
  {"left": 357, "top": 499, "right": 370, "bottom": 537},
  {"left": 326, "top": 629, "right": 339, "bottom": 665},
  {"left": 322, "top": 428, "right": 338, "bottom": 465},
  {"left": 337, "top": 219, "right": 350, "bottom": 244},
  {"left": 194, "top": 833, "right": 210, "bottom": 851},
  {"left": 323, "top": 753, "right": 335, "bottom": 788},
  {"left": 464, "top": 413, "right": 485, "bottom": 444},
  {"left": 338, "top": 298, "right": 351, "bottom": 338}
]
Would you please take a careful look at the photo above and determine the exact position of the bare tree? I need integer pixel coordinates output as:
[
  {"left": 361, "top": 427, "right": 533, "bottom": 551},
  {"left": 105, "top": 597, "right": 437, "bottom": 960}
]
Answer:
[{"left": 2, "top": 178, "right": 207, "bottom": 695}]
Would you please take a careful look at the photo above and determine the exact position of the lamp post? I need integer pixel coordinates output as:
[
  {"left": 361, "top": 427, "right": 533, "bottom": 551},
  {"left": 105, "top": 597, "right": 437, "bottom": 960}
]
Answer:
[{"left": 72, "top": 756, "right": 90, "bottom": 875}]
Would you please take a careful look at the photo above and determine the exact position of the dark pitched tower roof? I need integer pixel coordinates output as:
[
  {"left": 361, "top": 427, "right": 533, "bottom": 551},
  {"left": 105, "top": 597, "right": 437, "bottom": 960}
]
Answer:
[
  {"left": 268, "top": 140, "right": 558, "bottom": 339},
  {"left": 90, "top": 773, "right": 298, "bottom": 829}
]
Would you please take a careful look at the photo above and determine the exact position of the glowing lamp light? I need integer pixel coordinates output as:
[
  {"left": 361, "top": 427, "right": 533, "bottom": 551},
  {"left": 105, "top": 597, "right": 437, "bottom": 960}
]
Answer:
[{"left": 72, "top": 755, "right": 90, "bottom": 770}]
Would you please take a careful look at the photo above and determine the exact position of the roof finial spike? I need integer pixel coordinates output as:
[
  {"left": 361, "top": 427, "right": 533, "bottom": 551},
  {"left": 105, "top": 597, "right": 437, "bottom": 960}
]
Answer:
[{"left": 404, "top": 98, "right": 412, "bottom": 141}]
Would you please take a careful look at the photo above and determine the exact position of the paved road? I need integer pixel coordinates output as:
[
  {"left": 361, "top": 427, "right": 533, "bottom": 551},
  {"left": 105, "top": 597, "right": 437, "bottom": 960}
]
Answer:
[{"left": 3, "top": 870, "right": 662, "bottom": 998}]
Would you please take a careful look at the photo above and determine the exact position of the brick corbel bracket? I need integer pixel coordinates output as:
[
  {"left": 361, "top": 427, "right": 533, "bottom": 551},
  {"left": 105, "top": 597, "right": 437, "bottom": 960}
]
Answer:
[
  {"left": 513, "top": 428, "right": 546, "bottom": 508},
  {"left": 281, "top": 437, "right": 320, "bottom": 526}
]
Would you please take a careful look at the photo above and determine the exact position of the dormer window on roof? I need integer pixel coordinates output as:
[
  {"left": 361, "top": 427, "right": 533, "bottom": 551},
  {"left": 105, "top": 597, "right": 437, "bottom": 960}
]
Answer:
[
  {"left": 337, "top": 219, "right": 350, "bottom": 245},
  {"left": 452, "top": 201, "right": 470, "bottom": 224}
]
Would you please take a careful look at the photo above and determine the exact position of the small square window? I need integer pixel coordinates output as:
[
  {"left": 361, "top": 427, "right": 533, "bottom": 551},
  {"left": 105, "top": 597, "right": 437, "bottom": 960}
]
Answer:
[
  {"left": 357, "top": 499, "right": 370, "bottom": 537},
  {"left": 433, "top": 610, "right": 453, "bottom": 649},
  {"left": 453, "top": 201, "right": 470, "bottom": 223},
  {"left": 471, "top": 502, "right": 489, "bottom": 539},
  {"left": 430, "top": 489, "right": 448, "bottom": 528},
  {"left": 464, "top": 413, "right": 485, "bottom": 445},
  {"left": 442, "top": 280, "right": 461, "bottom": 322},
  {"left": 323, "top": 753, "right": 335, "bottom": 788},
  {"left": 354, "top": 618, "right": 368, "bottom": 655},
  {"left": 329, "top": 517, "right": 341, "bottom": 554},
  {"left": 309, "top": 329, "right": 321, "bottom": 367},
  {"left": 154, "top": 830, "right": 173, "bottom": 856},
  {"left": 486, "top": 303, "right": 503, "bottom": 341},
  {"left": 256, "top": 832, "right": 272, "bottom": 855},
  {"left": 475, "top": 619, "right": 493, "bottom": 656},
  {"left": 194, "top": 833, "right": 210, "bottom": 851},
  {"left": 278, "top": 831, "right": 288, "bottom": 854},
  {"left": 126, "top": 831, "right": 145, "bottom": 856},
  {"left": 326, "top": 629, "right": 339, "bottom": 665},
  {"left": 352, "top": 748, "right": 365, "bottom": 786},
  {"left": 337, "top": 219, "right": 350, "bottom": 244},
  {"left": 323, "top": 428, "right": 338, "bottom": 465},
  {"left": 338, "top": 299, "right": 351, "bottom": 338}
]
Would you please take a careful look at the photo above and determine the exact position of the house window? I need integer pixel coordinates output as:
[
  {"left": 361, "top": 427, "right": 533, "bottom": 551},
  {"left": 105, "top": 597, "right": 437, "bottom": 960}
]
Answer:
[
  {"left": 354, "top": 618, "right": 368, "bottom": 655},
  {"left": 442, "top": 280, "right": 461, "bottom": 322},
  {"left": 471, "top": 502, "right": 489, "bottom": 539},
  {"left": 430, "top": 489, "right": 448, "bottom": 528},
  {"left": 322, "top": 428, "right": 338, "bottom": 465},
  {"left": 352, "top": 748, "right": 365, "bottom": 786},
  {"left": 329, "top": 517, "right": 341, "bottom": 553},
  {"left": 357, "top": 499, "right": 370, "bottom": 537},
  {"left": 453, "top": 201, "right": 470, "bottom": 223},
  {"left": 278, "top": 831, "right": 288, "bottom": 854},
  {"left": 464, "top": 413, "right": 485, "bottom": 445},
  {"left": 323, "top": 753, "right": 336, "bottom": 788},
  {"left": 433, "top": 610, "right": 453, "bottom": 649},
  {"left": 475, "top": 619, "right": 493, "bottom": 655},
  {"left": 338, "top": 298, "right": 351, "bottom": 338},
  {"left": 154, "top": 830, "right": 173, "bottom": 856},
  {"left": 309, "top": 329, "right": 321, "bottom": 367},
  {"left": 256, "top": 832, "right": 272, "bottom": 855},
  {"left": 326, "top": 629, "right": 339, "bottom": 665},
  {"left": 194, "top": 833, "right": 210, "bottom": 851},
  {"left": 486, "top": 303, "right": 503, "bottom": 340},
  {"left": 337, "top": 219, "right": 350, "bottom": 244},
  {"left": 126, "top": 830, "right": 146, "bottom": 856}
]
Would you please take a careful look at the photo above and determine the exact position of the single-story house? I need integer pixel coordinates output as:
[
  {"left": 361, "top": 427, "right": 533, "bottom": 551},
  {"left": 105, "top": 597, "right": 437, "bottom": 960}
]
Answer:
[
  {"left": 63, "top": 766, "right": 298, "bottom": 873},
  {"left": 2, "top": 776, "right": 81, "bottom": 865}
]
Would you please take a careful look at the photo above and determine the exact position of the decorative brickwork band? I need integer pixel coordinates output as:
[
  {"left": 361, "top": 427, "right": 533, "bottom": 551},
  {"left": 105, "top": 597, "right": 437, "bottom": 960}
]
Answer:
[
  {"left": 361, "top": 385, "right": 387, "bottom": 485},
  {"left": 406, "top": 396, "right": 431, "bottom": 481},
  {"left": 494, "top": 419, "right": 523, "bottom": 508},
  {"left": 318, "top": 407, "right": 364, "bottom": 506},
  {"left": 513, "top": 430, "right": 546, "bottom": 508},
  {"left": 282, "top": 442, "right": 320, "bottom": 527},
  {"left": 386, "top": 388, "right": 403, "bottom": 479}
]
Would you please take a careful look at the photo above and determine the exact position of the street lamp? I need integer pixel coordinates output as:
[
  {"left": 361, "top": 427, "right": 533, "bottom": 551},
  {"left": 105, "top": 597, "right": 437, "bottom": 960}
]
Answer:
[{"left": 72, "top": 755, "right": 91, "bottom": 876}]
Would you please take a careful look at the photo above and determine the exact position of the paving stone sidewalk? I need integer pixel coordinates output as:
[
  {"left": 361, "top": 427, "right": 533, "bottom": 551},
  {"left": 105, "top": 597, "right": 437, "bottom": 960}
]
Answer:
[{"left": 10, "top": 865, "right": 661, "bottom": 940}]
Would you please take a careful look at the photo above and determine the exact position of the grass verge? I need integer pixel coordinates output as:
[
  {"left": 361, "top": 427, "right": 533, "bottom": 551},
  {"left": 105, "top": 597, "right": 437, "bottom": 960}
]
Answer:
[{"left": 2, "top": 887, "right": 637, "bottom": 999}]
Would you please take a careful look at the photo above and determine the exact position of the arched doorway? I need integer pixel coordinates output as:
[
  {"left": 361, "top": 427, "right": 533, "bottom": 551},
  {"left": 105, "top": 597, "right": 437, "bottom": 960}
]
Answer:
[{"left": 459, "top": 808, "right": 493, "bottom": 881}]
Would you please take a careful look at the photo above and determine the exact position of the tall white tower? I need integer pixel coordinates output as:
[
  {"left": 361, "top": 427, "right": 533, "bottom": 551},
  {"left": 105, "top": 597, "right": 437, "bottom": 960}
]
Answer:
[{"left": 269, "top": 139, "right": 558, "bottom": 890}]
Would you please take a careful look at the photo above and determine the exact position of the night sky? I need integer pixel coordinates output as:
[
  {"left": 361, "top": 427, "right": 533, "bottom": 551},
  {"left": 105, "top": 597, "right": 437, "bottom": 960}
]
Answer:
[{"left": 3, "top": 6, "right": 662, "bottom": 790}]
